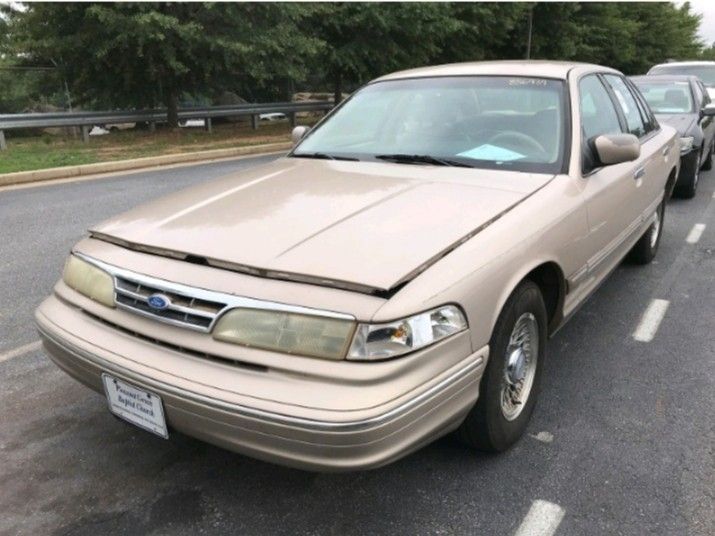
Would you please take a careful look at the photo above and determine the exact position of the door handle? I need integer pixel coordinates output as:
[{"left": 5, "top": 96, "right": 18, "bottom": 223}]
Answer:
[
  {"left": 634, "top": 167, "right": 646, "bottom": 180},
  {"left": 661, "top": 145, "right": 670, "bottom": 157}
]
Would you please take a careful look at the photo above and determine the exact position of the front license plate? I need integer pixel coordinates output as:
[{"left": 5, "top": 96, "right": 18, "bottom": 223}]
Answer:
[{"left": 101, "top": 373, "right": 169, "bottom": 439}]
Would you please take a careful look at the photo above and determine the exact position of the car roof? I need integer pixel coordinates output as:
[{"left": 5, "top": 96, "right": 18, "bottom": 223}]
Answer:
[
  {"left": 650, "top": 61, "right": 715, "bottom": 69},
  {"left": 631, "top": 74, "right": 699, "bottom": 84},
  {"left": 373, "top": 60, "right": 619, "bottom": 82}
]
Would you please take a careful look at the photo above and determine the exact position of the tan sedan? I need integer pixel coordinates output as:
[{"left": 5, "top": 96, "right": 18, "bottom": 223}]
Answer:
[{"left": 36, "top": 61, "right": 679, "bottom": 471}]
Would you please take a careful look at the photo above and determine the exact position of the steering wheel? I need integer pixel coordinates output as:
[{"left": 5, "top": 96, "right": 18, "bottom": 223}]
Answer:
[{"left": 487, "top": 131, "right": 546, "bottom": 156}]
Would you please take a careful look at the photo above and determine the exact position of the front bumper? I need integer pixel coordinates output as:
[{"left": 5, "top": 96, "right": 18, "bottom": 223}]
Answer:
[{"left": 36, "top": 294, "right": 487, "bottom": 471}]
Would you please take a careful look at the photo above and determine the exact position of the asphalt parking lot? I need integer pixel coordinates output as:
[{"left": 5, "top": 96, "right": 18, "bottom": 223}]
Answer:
[{"left": 1, "top": 154, "right": 713, "bottom": 536}]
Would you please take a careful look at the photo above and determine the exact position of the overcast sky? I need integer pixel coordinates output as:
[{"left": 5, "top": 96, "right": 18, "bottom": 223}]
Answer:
[{"left": 679, "top": 0, "right": 715, "bottom": 45}]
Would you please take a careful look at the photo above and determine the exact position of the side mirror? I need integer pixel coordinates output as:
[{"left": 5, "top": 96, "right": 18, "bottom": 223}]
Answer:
[
  {"left": 592, "top": 133, "right": 640, "bottom": 166},
  {"left": 291, "top": 126, "right": 310, "bottom": 145},
  {"left": 702, "top": 104, "right": 715, "bottom": 117}
]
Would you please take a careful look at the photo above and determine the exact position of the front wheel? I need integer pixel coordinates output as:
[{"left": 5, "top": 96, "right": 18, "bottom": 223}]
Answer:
[
  {"left": 457, "top": 280, "right": 547, "bottom": 452},
  {"left": 676, "top": 149, "right": 701, "bottom": 199},
  {"left": 702, "top": 141, "right": 713, "bottom": 171},
  {"left": 628, "top": 197, "right": 665, "bottom": 264}
]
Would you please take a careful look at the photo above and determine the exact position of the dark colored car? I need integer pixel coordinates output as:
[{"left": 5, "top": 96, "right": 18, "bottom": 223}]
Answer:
[{"left": 632, "top": 74, "right": 715, "bottom": 198}]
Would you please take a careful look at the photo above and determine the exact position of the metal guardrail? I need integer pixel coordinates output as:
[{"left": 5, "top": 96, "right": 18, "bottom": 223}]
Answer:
[{"left": 0, "top": 100, "right": 333, "bottom": 150}]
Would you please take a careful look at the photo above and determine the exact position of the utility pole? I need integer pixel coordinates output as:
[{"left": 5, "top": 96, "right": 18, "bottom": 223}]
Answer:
[{"left": 526, "top": 6, "right": 534, "bottom": 60}]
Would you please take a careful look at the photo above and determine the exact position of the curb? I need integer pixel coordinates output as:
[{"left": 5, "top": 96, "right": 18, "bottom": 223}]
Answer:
[{"left": 0, "top": 141, "right": 292, "bottom": 187}]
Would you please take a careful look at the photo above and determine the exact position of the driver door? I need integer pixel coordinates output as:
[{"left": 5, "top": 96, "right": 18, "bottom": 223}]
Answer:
[{"left": 577, "top": 74, "right": 647, "bottom": 288}]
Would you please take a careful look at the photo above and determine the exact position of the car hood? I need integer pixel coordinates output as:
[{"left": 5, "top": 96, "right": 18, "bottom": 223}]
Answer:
[
  {"left": 654, "top": 113, "right": 696, "bottom": 135},
  {"left": 91, "top": 158, "right": 554, "bottom": 292}
]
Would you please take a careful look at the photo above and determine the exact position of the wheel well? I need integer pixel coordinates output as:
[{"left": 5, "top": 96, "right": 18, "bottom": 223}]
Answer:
[{"left": 525, "top": 262, "right": 565, "bottom": 334}]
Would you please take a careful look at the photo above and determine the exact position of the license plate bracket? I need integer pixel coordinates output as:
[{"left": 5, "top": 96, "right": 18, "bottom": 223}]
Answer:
[{"left": 101, "top": 373, "right": 169, "bottom": 439}]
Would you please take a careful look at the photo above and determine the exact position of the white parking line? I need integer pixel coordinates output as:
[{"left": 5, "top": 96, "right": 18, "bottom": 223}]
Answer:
[
  {"left": 0, "top": 340, "right": 42, "bottom": 364},
  {"left": 633, "top": 299, "right": 670, "bottom": 342},
  {"left": 514, "top": 500, "right": 565, "bottom": 536},
  {"left": 685, "top": 223, "right": 706, "bottom": 244}
]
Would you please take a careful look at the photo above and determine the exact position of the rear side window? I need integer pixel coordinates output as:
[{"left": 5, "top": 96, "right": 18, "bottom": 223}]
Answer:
[
  {"left": 626, "top": 79, "right": 658, "bottom": 134},
  {"left": 579, "top": 75, "right": 623, "bottom": 140},
  {"left": 603, "top": 74, "right": 646, "bottom": 138},
  {"left": 696, "top": 81, "right": 710, "bottom": 106}
]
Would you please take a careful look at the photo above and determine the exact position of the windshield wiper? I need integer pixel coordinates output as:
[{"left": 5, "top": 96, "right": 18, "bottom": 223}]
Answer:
[
  {"left": 292, "top": 152, "right": 359, "bottom": 161},
  {"left": 374, "top": 154, "right": 473, "bottom": 168}
]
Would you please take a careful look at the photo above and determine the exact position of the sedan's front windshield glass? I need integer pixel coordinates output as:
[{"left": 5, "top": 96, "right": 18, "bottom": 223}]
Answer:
[
  {"left": 633, "top": 80, "right": 694, "bottom": 114},
  {"left": 650, "top": 65, "right": 715, "bottom": 85},
  {"left": 293, "top": 76, "right": 567, "bottom": 174}
]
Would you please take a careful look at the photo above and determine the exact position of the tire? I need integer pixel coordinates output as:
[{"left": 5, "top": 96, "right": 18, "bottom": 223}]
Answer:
[
  {"left": 675, "top": 149, "right": 700, "bottom": 199},
  {"left": 628, "top": 197, "right": 665, "bottom": 264},
  {"left": 702, "top": 141, "right": 713, "bottom": 171},
  {"left": 457, "top": 280, "right": 547, "bottom": 452}
]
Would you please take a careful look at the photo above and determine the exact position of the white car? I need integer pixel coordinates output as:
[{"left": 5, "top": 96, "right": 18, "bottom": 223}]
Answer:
[
  {"left": 259, "top": 112, "right": 286, "bottom": 121},
  {"left": 648, "top": 61, "right": 715, "bottom": 99}
]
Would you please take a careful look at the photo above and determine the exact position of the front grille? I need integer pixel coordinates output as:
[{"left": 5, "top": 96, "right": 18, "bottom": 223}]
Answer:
[
  {"left": 114, "top": 276, "right": 227, "bottom": 332},
  {"left": 85, "top": 310, "right": 268, "bottom": 372}
]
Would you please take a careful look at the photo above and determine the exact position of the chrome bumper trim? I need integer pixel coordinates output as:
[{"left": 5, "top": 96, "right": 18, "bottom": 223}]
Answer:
[{"left": 36, "top": 319, "right": 484, "bottom": 433}]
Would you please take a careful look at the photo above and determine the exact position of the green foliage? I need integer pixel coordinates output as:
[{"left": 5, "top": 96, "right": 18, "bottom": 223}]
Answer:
[
  {"left": 437, "top": 3, "right": 530, "bottom": 62},
  {"left": 4, "top": 3, "right": 321, "bottom": 123},
  {"left": 0, "top": 2, "right": 710, "bottom": 116},
  {"left": 309, "top": 3, "right": 457, "bottom": 100}
]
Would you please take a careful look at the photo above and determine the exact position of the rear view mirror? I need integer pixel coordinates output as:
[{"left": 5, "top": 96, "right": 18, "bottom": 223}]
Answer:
[
  {"left": 291, "top": 126, "right": 310, "bottom": 145},
  {"left": 702, "top": 104, "right": 715, "bottom": 117},
  {"left": 592, "top": 133, "right": 640, "bottom": 166}
]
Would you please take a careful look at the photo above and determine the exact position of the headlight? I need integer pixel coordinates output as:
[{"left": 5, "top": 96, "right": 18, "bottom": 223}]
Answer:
[
  {"left": 62, "top": 254, "right": 115, "bottom": 307},
  {"left": 347, "top": 305, "right": 467, "bottom": 361},
  {"left": 679, "top": 136, "right": 695, "bottom": 154},
  {"left": 213, "top": 308, "right": 355, "bottom": 360}
]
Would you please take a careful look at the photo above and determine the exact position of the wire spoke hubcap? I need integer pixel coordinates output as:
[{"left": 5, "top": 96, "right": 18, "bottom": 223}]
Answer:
[{"left": 501, "top": 312, "right": 539, "bottom": 421}]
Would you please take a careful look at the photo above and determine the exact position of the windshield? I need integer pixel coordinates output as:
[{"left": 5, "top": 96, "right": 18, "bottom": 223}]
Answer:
[
  {"left": 649, "top": 64, "right": 715, "bottom": 85},
  {"left": 633, "top": 80, "right": 694, "bottom": 114},
  {"left": 293, "top": 76, "right": 567, "bottom": 174}
]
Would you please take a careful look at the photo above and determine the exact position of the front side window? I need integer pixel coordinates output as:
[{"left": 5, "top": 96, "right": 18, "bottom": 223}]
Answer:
[
  {"left": 293, "top": 76, "right": 567, "bottom": 174},
  {"left": 579, "top": 75, "right": 623, "bottom": 139},
  {"left": 578, "top": 74, "right": 624, "bottom": 173},
  {"left": 603, "top": 75, "right": 647, "bottom": 138},
  {"left": 632, "top": 80, "right": 695, "bottom": 114}
]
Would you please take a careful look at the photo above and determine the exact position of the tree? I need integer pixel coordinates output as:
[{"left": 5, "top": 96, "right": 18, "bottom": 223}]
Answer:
[
  {"left": 5, "top": 3, "right": 321, "bottom": 126},
  {"left": 311, "top": 3, "right": 457, "bottom": 103},
  {"left": 615, "top": 1, "right": 702, "bottom": 74},
  {"left": 436, "top": 2, "right": 530, "bottom": 62},
  {"left": 1, "top": 1, "right": 710, "bottom": 117}
]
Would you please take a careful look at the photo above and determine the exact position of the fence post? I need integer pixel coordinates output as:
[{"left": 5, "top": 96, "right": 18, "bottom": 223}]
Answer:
[
  {"left": 0, "top": 130, "right": 6, "bottom": 151},
  {"left": 251, "top": 114, "right": 258, "bottom": 130},
  {"left": 149, "top": 121, "right": 156, "bottom": 133},
  {"left": 205, "top": 117, "right": 212, "bottom": 133},
  {"left": 81, "top": 125, "right": 90, "bottom": 143},
  {"left": 289, "top": 112, "right": 296, "bottom": 128}
]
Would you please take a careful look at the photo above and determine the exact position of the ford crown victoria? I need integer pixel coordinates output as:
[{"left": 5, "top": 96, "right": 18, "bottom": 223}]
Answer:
[{"left": 36, "top": 61, "right": 679, "bottom": 471}]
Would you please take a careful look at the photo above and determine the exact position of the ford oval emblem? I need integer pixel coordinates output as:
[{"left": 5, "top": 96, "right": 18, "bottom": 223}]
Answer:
[{"left": 147, "top": 293, "right": 171, "bottom": 310}]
